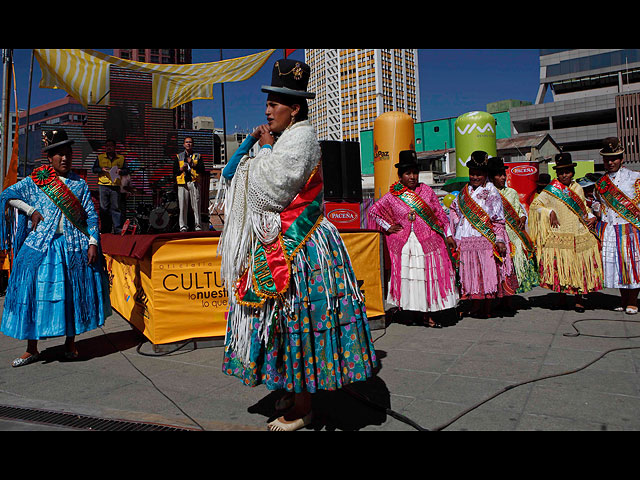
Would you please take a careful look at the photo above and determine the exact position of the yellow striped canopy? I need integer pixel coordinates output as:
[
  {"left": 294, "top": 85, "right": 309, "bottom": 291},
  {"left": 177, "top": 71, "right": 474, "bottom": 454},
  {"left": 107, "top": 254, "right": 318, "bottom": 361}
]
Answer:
[{"left": 34, "top": 49, "right": 276, "bottom": 109}]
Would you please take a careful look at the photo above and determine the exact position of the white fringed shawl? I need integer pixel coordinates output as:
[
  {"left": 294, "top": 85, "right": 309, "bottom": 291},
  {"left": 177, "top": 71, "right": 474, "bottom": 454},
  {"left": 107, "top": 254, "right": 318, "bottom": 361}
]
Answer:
[{"left": 217, "top": 120, "right": 322, "bottom": 364}]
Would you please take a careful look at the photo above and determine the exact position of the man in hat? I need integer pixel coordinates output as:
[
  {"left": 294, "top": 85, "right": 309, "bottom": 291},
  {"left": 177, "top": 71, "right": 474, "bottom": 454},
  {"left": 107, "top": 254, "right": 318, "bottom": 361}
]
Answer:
[
  {"left": 488, "top": 156, "right": 538, "bottom": 301},
  {"left": 449, "top": 151, "right": 518, "bottom": 319},
  {"left": 174, "top": 136, "right": 205, "bottom": 232},
  {"left": 529, "top": 152, "right": 602, "bottom": 312},
  {"left": 368, "top": 149, "right": 458, "bottom": 328},
  {"left": 593, "top": 137, "right": 640, "bottom": 314},
  {"left": 0, "top": 129, "right": 111, "bottom": 367},
  {"left": 217, "top": 59, "right": 377, "bottom": 432}
]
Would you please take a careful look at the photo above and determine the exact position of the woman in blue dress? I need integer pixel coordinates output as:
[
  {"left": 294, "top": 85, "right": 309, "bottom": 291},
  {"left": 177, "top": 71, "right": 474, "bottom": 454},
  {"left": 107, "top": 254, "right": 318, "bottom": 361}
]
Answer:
[
  {"left": 218, "top": 59, "right": 378, "bottom": 431},
  {"left": 0, "top": 129, "right": 111, "bottom": 367}
]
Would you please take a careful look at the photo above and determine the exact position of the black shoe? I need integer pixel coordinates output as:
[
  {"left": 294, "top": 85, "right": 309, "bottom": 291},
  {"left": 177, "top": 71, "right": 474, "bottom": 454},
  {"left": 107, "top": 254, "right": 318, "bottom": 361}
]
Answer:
[
  {"left": 575, "top": 305, "right": 585, "bottom": 313},
  {"left": 424, "top": 319, "right": 443, "bottom": 328}
]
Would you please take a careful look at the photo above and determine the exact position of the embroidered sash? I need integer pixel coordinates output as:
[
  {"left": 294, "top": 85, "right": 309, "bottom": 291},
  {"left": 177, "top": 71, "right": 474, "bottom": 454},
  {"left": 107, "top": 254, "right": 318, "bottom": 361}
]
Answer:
[
  {"left": 235, "top": 164, "right": 324, "bottom": 307},
  {"left": 543, "top": 179, "right": 600, "bottom": 242},
  {"left": 499, "top": 191, "right": 536, "bottom": 260},
  {"left": 390, "top": 181, "right": 460, "bottom": 277},
  {"left": 458, "top": 185, "right": 503, "bottom": 262},
  {"left": 595, "top": 175, "right": 640, "bottom": 233},
  {"left": 31, "top": 165, "right": 89, "bottom": 237},
  {"left": 389, "top": 182, "right": 447, "bottom": 237}
]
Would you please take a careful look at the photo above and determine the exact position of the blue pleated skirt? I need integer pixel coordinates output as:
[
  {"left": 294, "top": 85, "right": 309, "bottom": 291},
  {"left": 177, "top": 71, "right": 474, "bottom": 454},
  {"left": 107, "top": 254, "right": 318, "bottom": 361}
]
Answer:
[{"left": 1, "top": 234, "right": 111, "bottom": 340}]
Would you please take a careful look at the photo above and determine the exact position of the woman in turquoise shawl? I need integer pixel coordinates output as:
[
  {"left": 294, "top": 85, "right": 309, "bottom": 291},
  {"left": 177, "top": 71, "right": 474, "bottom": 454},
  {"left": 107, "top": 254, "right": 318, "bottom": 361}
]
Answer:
[{"left": 0, "top": 130, "right": 111, "bottom": 367}]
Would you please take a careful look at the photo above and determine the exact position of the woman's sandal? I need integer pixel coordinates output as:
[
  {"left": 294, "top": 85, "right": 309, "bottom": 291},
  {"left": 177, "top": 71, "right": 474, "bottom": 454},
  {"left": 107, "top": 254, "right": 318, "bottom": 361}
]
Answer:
[
  {"left": 625, "top": 306, "right": 638, "bottom": 315},
  {"left": 267, "top": 412, "right": 313, "bottom": 432},
  {"left": 11, "top": 353, "right": 39, "bottom": 368},
  {"left": 425, "top": 319, "right": 443, "bottom": 328}
]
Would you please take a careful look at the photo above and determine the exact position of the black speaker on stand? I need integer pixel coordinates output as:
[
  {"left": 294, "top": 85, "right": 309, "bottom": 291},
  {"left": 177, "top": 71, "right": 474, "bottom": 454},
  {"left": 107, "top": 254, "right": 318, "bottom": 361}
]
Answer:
[{"left": 319, "top": 140, "right": 363, "bottom": 202}]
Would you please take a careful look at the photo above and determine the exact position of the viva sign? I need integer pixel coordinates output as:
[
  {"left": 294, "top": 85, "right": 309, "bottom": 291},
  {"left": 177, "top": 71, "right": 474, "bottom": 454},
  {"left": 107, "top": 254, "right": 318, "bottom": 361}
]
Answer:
[{"left": 455, "top": 111, "right": 497, "bottom": 178}]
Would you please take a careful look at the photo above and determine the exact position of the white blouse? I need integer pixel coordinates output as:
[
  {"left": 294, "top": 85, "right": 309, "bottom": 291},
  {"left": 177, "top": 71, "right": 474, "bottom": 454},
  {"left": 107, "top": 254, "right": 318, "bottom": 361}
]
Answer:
[
  {"left": 597, "top": 167, "right": 640, "bottom": 227},
  {"left": 450, "top": 182, "right": 506, "bottom": 243}
]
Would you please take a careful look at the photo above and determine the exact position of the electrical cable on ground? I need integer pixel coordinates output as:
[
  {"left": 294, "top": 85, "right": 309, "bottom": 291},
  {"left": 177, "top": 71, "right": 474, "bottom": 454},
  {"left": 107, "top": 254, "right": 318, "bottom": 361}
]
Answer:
[
  {"left": 352, "top": 316, "right": 640, "bottom": 431},
  {"left": 101, "top": 314, "right": 639, "bottom": 432}
]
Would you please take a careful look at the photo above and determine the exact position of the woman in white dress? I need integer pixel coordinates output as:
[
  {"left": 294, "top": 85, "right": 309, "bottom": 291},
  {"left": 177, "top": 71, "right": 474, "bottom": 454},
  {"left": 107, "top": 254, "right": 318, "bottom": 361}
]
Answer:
[
  {"left": 594, "top": 137, "right": 640, "bottom": 314},
  {"left": 368, "top": 150, "right": 458, "bottom": 327}
]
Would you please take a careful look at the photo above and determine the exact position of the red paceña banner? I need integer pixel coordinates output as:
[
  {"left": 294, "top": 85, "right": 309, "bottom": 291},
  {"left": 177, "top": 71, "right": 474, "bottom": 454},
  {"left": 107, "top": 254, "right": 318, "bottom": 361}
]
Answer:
[
  {"left": 324, "top": 202, "right": 361, "bottom": 230},
  {"left": 506, "top": 161, "right": 539, "bottom": 212}
]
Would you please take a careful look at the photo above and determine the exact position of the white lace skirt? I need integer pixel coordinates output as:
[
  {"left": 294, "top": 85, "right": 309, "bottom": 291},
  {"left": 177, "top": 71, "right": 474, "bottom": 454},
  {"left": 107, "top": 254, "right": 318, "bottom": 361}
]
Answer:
[{"left": 387, "top": 230, "right": 459, "bottom": 312}]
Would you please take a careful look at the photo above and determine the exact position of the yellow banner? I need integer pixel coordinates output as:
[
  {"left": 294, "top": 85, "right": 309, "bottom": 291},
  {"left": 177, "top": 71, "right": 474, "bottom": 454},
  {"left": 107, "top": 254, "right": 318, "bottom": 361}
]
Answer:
[
  {"left": 105, "top": 254, "right": 154, "bottom": 339},
  {"left": 151, "top": 237, "right": 228, "bottom": 343},
  {"left": 35, "top": 49, "right": 276, "bottom": 109},
  {"left": 342, "top": 231, "right": 385, "bottom": 318},
  {"left": 106, "top": 232, "right": 384, "bottom": 345}
]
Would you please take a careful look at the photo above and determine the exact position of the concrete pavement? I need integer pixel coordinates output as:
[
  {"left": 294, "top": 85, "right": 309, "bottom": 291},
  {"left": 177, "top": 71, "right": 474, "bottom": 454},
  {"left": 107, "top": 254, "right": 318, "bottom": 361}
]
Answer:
[{"left": 1, "top": 286, "right": 640, "bottom": 431}]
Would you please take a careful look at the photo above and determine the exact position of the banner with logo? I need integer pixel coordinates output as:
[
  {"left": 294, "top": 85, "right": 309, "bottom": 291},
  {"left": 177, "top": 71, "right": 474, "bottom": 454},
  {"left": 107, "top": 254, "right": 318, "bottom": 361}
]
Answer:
[
  {"left": 105, "top": 232, "right": 384, "bottom": 345},
  {"left": 151, "top": 237, "right": 228, "bottom": 343},
  {"left": 506, "top": 161, "right": 539, "bottom": 212},
  {"left": 325, "top": 202, "right": 361, "bottom": 230}
]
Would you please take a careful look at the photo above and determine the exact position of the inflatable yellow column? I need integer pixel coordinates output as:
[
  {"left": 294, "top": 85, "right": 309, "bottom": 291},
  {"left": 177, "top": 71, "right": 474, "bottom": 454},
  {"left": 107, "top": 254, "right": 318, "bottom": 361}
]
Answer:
[{"left": 373, "top": 111, "right": 415, "bottom": 200}]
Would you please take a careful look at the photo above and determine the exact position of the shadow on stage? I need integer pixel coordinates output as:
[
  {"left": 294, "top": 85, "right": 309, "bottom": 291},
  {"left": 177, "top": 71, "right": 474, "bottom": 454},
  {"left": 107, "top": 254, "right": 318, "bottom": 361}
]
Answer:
[{"left": 248, "top": 357, "right": 391, "bottom": 431}]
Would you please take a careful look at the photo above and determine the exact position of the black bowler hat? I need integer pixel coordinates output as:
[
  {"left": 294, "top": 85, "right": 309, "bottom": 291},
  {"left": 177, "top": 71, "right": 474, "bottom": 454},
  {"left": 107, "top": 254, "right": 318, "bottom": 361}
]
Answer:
[
  {"left": 42, "top": 129, "right": 74, "bottom": 153},
  {"left": 537, "top": 173, "right": 551, "bottom": 186},
  {"left": 487, "top": 156, "right": 506, "bottom": 175},
  {"left": 466, "top": 150, "right": 490, "bottom": 171},
  {"left": 261, "top": 59, "right": 315, "bottom": 99},
  {"left": 552, "top": 152, "right": 577, "bottom": 170},
  {"left": 599, "top": 137, "right": 625, "bottom": 157},
  {"left": 395, "top": 150, "right": 420, "bottom": 171}
]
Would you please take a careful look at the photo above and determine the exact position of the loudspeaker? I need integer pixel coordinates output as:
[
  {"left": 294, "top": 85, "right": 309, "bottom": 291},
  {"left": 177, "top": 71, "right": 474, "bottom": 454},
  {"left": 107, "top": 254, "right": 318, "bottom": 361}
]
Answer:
[{"left": 320, "top": 141, "right": 363, "bottom": 202}]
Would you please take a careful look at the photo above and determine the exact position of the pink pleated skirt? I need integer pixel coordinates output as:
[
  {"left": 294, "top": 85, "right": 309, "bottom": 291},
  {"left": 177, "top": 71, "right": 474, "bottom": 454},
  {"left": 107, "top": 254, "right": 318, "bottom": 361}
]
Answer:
[{"left": 457, "top": 236, "right": 518, "bottom": 300}]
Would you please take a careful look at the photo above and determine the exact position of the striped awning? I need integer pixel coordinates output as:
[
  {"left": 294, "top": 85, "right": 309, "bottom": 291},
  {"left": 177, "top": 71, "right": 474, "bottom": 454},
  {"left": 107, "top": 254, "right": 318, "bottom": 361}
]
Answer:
[{"left": 34, "top": 49, "right": 276, "bottom": 109}]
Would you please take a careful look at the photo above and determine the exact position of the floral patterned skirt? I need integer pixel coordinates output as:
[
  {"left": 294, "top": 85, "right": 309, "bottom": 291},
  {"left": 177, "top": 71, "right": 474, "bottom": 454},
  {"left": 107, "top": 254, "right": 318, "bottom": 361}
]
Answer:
[{"left": 221, "top": 221, "right": 378, "bottom": 393}]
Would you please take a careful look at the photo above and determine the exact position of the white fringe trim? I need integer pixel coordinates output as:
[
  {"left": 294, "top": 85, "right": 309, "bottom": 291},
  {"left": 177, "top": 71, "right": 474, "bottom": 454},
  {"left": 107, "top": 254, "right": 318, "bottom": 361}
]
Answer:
[{"left": 226, "top": 219, "right": 365, "bottom": 367}]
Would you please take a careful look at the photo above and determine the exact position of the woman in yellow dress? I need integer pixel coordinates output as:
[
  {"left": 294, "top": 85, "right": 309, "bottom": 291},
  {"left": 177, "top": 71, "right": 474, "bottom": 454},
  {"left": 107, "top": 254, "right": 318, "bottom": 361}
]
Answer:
[{"left": 529, "top": 153, "right": 603, "bottom": 312}]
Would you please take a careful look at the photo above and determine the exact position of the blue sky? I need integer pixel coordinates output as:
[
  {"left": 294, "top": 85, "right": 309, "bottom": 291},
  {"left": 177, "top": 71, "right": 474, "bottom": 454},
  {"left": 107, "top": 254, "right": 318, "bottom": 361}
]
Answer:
[{"left": 10, "top": 49, "right": 543, "bottom": 134}]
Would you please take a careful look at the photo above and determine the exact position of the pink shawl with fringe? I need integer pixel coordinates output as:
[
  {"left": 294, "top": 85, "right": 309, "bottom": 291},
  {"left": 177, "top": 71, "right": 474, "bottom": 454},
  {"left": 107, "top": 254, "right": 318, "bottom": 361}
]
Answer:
[{"left": 367, "top": 183, "right": 454, "bottom": 305}]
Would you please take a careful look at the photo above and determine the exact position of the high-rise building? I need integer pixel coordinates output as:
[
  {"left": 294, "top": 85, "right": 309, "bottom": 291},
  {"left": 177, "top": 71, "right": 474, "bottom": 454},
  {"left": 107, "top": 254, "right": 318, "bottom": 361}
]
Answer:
[
  {"left": 305, "top": 49, "right": 420, "bottom": 142},
  {"left": 113, "top": 49, "right": 193, "bottom": 130},
  {"left": 511, "top": 49, "right": 640, "bottom": 168}
]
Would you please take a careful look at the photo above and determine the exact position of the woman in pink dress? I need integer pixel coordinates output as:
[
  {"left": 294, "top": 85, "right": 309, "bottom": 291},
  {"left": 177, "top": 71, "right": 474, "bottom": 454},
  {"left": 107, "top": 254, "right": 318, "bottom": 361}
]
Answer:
[
  {"left": 449, "top": 151, "right": 519, "bottom": 319},
  {"left": 368, "top": 150, "right": 458, "bottom": 327}
]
